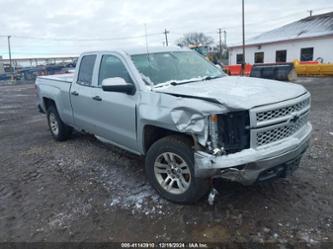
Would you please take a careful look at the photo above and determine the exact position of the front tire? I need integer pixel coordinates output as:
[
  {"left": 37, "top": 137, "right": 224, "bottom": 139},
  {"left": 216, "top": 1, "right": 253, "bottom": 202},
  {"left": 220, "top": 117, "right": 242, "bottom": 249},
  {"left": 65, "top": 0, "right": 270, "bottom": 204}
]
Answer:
[
  {"left": 47, "top": 105, "right": 72, "bottom": 141},
  {"left": 145, "top": 135, "right": 210, "bottom": 204}
]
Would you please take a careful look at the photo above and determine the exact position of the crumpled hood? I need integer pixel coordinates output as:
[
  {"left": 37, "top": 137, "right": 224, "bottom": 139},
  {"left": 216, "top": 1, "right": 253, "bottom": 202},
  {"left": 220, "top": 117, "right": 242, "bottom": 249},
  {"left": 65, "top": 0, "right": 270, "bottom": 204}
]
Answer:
[{"left": 154, "top": 76, "right": 307, "bottom": 110}]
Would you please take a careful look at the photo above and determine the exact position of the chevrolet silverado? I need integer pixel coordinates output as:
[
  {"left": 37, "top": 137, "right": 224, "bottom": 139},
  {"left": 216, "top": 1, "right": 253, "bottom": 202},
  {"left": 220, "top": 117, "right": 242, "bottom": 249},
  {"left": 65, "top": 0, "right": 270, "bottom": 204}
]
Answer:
[{"left": 36, "top": 47, "right": 312, "bottom": 203}]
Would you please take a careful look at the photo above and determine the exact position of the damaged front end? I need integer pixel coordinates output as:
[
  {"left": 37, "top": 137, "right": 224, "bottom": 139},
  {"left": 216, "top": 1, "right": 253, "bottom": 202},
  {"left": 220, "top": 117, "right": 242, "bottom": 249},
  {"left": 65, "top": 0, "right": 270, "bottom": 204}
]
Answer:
[
  {"left": 193, "top": 95, "right": 312, "bottom": 185},
  {"left": 139, "top": 89, "right": 311, "bottom": 186}
]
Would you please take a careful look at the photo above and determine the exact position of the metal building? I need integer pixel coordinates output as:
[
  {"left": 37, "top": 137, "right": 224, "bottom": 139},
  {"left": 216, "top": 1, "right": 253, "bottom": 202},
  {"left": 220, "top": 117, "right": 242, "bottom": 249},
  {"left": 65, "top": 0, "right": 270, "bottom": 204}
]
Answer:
[{"left": 228, "top": 12, "right": 333, "bottom": 65}]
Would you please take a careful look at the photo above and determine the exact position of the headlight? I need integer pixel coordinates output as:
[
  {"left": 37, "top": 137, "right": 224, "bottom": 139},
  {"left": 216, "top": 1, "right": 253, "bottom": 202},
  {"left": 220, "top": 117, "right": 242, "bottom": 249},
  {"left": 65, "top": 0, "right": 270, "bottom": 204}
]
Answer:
[
  {"left": 208, "top": 114, "right": 220, "bottom": 152},
  {"left": 208, "top": 112, "right": 250, "bottom": 155}
]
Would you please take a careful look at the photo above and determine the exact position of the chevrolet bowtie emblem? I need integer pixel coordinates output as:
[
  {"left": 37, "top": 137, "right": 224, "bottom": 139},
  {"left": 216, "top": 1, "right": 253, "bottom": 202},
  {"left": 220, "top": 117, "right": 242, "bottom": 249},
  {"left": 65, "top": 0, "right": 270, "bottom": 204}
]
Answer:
[{"left": 290, "top": 114, "right": 300, "bottom": 123}]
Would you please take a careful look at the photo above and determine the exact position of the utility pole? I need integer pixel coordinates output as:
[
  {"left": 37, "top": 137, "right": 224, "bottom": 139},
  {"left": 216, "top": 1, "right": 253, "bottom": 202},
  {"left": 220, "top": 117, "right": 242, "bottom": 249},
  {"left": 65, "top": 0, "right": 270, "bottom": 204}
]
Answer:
[
  {"left": 7, "top": 35, "right": 13, "bottom": 80},
  {"left": 241, "top": 0, "right": 246, "bottom": 76},
  {"left": 163, "top": 29, "right": 169, "bottom": 47},
  {"left": 218, "top": 28, "right": 222, "bottom": 58},
  {"left": 223, "top": 30, "right": 227, "bottom": 46}
]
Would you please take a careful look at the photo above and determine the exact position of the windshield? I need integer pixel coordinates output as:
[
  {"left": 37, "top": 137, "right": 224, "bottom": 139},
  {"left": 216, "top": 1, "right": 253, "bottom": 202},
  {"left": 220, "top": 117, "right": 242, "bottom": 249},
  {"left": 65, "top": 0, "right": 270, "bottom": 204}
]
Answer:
[{"left": 131, "top": 51, "right": 225, "bottom": 86}]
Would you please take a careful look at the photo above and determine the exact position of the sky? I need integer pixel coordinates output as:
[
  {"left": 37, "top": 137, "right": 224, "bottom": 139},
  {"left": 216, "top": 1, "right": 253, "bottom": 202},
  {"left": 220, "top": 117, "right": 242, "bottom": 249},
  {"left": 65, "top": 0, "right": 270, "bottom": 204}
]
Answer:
[{"left": 0, "top": 0, "right": 332, "bottom": 58}]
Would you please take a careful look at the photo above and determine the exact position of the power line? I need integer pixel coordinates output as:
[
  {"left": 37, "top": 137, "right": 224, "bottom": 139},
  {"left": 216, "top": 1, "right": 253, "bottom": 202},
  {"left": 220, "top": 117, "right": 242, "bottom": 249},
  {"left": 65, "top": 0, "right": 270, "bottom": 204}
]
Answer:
[
  {"left": 2, "top": 6, "right": 331, "bottom": 43},
  {"left": 172, "top": 6, "right": 333, "bottom": 34},
  {"left": 235, "top": 6, "right": 333, "bottom": 28},
  {"left": 6, "top": 32, "right": 163, "bottom": 42},
  {"left": 1, "top": 5, "right": 332, "bottom": 57}
]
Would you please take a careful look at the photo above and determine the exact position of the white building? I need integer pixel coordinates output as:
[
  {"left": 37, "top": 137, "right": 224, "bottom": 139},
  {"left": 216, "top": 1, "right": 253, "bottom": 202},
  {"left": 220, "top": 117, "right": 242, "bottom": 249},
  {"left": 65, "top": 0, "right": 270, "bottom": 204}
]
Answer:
[{"left": 228, "top": 12, "right": 333, "bottom": 65}]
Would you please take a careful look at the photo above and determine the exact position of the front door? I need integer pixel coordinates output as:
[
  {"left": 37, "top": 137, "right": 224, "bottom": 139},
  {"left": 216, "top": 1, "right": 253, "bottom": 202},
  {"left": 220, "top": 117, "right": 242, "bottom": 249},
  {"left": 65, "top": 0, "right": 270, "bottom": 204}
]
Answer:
[{"left": 89, "top": 54, "right": 138, "bottom": 152}]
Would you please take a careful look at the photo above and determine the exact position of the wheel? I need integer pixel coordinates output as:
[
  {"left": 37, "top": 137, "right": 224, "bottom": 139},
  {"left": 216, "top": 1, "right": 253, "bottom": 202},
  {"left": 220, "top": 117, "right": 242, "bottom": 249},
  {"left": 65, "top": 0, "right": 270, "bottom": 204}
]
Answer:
[
  {"left": 47, "top": 105, "right": 72, "bottom": 141},
  {"left": 145, "top": 135, "right": 210, "bottom": 204}
]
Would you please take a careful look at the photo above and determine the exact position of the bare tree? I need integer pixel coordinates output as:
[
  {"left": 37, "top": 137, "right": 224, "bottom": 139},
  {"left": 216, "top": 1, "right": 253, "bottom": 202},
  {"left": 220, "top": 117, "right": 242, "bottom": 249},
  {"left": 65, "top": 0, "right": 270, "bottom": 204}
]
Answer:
[{"left": 176, "top": 32, "right": 214, "bottom": 47}]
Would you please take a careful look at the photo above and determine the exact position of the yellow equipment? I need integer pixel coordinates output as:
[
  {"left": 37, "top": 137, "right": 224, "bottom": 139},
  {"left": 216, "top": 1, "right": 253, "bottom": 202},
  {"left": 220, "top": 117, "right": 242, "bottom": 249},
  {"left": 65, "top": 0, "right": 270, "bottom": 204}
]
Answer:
[{"left": 293, "top": 60, "right": 333, "bottom": 76}]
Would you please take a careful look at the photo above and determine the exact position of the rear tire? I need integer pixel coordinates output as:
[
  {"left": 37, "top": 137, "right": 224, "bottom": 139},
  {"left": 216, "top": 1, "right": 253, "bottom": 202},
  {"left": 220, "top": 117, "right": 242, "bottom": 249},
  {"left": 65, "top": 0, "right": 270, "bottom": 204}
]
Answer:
[
  {"left": 47, "top": 105, "right": 72, "bottom": 141},
  {"left": 145, "top": 135, "right": 210, "bottom": 204}
]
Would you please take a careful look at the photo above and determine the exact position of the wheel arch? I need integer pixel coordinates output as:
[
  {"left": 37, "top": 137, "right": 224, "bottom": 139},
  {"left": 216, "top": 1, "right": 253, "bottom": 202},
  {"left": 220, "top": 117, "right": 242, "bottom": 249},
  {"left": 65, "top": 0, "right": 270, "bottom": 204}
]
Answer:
[
  {"left": 43, "top": 97, "right": 57, "bottom": 111},
  {"left": 42, "top": 96, "right": 71, "bottom": 127},
  {"left": 142, "top": 124, "right": 194, "bottom": 155}
]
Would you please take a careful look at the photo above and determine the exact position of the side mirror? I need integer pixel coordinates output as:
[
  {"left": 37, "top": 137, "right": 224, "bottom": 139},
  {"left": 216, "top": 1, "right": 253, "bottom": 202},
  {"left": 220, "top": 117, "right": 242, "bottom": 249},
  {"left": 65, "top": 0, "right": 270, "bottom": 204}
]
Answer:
[{"left": 102, "top": 77, "right": 135, "bottom": 95}]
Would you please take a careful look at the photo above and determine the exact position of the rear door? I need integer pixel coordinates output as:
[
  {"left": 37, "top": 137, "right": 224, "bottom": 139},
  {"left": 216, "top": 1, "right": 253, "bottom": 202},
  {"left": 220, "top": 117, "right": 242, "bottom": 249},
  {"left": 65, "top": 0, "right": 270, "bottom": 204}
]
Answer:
[{"left": 70, "top": 54, "right": 98, "bottom": 132}]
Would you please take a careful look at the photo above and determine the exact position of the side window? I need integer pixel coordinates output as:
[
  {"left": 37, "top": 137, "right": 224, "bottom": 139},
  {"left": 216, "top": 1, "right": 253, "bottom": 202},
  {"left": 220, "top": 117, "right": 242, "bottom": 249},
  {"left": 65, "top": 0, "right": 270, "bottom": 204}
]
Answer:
[
  {"left": 254, "top": 52, "right": 264, "bottom": 63},
  {"left": 77, "top": 55, "right": 97, "bottom": 86},
  {"left": 300, "top": 47, "right": 314, "bottom": 61},
  {"left": 99, "top": 55, "right": 133, "bottom": 85},
  {"left": 276, "top": 50, "right": 287, "bottom": 63},
  {"left": 236, "top": 54, "right": 243, "bottom": 64}
]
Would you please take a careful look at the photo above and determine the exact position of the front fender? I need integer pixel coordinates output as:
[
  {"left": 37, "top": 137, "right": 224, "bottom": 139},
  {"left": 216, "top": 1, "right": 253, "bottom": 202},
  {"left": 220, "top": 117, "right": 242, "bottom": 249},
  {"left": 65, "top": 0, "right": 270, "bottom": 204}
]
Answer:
[{"left": 136, "top": 91, "right": 229, "bottom": 153}]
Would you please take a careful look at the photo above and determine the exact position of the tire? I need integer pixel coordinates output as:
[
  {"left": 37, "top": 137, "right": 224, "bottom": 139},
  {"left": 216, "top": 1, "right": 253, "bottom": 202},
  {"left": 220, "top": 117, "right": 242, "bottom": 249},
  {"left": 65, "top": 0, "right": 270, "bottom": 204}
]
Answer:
[
  {"left": 145, "top": 135, "right": 210, "bottom": 204},
  {"left": 47, "top": 105, "right": 72, "bottom": 141}
]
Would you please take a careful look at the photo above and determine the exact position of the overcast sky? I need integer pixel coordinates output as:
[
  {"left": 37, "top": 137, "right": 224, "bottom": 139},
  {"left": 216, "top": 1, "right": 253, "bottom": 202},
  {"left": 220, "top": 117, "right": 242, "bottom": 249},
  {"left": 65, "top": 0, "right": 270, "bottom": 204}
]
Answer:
[{"left": 0, "top": 0, "right": 332, "bottom": 58}]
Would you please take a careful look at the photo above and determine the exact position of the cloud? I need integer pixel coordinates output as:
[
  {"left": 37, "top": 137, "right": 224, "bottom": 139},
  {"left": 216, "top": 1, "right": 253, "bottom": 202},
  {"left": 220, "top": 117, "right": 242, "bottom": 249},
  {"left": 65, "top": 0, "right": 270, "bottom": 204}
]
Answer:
[{"left": 0, "top": 0, "right": 332, "bottom": 58}]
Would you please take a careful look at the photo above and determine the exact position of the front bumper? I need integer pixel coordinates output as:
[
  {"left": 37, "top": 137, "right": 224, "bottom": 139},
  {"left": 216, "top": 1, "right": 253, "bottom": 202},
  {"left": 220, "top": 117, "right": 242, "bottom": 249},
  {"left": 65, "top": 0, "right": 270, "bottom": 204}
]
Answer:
[{"left": 194, "top": 122, "right": 312, "bottom": 185}]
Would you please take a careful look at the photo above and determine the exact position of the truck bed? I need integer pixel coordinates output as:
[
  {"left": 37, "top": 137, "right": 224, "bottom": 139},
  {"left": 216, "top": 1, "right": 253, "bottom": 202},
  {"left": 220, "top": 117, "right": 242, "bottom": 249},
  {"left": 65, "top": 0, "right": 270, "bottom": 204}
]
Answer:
[
  {"left": 36, "top": 73, "right": 74, "bottom": 126},
  {"left": 38, "top": 73, "right": 74, "bottom": 83}
]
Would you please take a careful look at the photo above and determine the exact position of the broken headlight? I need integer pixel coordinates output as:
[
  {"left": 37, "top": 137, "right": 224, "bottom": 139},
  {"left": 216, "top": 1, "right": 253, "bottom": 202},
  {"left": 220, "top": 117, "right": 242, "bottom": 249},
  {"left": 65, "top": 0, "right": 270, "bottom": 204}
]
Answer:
[{"left": 208, "top": 111, "right": 250, "bottom": 154}]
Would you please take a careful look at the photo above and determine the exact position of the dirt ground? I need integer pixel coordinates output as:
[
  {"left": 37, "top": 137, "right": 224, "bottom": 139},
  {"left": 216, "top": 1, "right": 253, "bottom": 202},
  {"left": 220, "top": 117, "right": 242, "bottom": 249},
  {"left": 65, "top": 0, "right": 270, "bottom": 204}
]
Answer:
[{"left": 0, "top": 77, "right": 332, "bottom": 245}]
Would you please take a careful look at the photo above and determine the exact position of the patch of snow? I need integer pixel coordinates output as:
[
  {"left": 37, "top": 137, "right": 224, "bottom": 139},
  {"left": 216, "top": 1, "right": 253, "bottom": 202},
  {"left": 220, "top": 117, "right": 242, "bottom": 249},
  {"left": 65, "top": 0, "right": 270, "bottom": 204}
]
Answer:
[
  {"left": 110, "top": 198, "right": 121, "bottom": 207},
  {"left": 93, "top": 163, "right": 168, "bottom": 216},
  {"left": 298, "top": 231, "right": 319, "bottom": 244},
  {"left": 48, "top": 202, "right": 92, "bottom": 230}
]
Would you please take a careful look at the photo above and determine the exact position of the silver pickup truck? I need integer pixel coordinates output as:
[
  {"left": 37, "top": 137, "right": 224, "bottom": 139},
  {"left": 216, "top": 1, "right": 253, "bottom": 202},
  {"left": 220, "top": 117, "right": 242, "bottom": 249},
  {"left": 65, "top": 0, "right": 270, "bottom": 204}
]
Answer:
[{"left": 36, "top": 47, "right": 312, "bottom": 203}]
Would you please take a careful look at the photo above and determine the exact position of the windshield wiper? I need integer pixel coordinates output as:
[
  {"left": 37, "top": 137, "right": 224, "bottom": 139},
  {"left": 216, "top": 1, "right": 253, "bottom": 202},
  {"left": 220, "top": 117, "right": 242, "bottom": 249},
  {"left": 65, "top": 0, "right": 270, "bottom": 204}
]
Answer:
[
  {"left": 169, "top": 79, "right": 199, "bottom": 86},
  {"left": 154, "top": 79, "right": 202, "bottom": 88},
  {"left": 203, "top": 75, "right": 223, "bottom": 81},
  {"left": 153, "top": 75, "right": 224, "bottom": 88}
]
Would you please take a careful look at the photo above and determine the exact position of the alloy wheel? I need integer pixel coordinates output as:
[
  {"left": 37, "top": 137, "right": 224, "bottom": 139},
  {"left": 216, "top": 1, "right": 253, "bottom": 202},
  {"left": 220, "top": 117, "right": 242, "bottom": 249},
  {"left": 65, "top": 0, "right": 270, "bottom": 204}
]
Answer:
[{"left": 154, "top": 152, "right": 191, "bottom": 195}]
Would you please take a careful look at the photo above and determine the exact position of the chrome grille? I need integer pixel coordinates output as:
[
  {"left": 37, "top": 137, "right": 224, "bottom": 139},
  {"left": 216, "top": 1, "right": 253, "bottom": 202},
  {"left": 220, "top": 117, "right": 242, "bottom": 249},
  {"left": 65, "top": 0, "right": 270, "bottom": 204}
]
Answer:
[
  {"left": 256, "top": 113, "right": 309, "bottom": 146},
  {"left": 256, "top": 97, "right": 310, "bottom": 122}
]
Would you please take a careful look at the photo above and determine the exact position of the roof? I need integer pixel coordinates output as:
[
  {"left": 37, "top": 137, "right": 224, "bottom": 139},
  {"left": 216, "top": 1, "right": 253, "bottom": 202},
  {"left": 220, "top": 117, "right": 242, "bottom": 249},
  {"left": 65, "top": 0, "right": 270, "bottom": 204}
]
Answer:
[
  {"left": 230, "top": 11, "right": 333, "bottom": 48},
  {"left": 124, "top": 46, "right": 190, "bottom": 55},
  {"left": 82, "top": 46, "right": 190, "bottom": 56}
]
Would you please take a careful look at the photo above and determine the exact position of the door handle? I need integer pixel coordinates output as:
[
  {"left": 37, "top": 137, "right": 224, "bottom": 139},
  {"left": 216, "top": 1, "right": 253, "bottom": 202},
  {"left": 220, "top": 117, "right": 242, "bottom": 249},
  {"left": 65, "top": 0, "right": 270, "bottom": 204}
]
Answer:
[
  {"left": 71, "top": 91, "right": 79, "bottom": 96},
  {"left": 92, "top": 96, "right": 102, "bottom": 101}
]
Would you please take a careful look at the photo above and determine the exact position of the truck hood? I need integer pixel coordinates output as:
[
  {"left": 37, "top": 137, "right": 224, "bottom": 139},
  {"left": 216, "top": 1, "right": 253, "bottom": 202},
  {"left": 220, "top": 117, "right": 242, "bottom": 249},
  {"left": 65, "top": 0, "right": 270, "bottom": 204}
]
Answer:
[{"left": 153, "top": 76, "right": 307, "bottom": 110}]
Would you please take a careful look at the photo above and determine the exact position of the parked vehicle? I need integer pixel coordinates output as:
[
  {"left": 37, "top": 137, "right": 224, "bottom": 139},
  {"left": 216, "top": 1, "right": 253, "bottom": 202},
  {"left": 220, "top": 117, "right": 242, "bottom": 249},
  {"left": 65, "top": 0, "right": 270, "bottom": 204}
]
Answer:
[{"left": 36, "top": 47, "right": 312, "bottom": 203}]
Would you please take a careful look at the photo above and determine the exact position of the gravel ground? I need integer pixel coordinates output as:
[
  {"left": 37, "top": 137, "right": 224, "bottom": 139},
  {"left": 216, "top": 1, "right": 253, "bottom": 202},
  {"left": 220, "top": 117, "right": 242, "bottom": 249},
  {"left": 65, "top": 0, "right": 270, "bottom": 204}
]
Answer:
[{"left": 0, "top": 77, "right": 332, "bottom": 245}]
